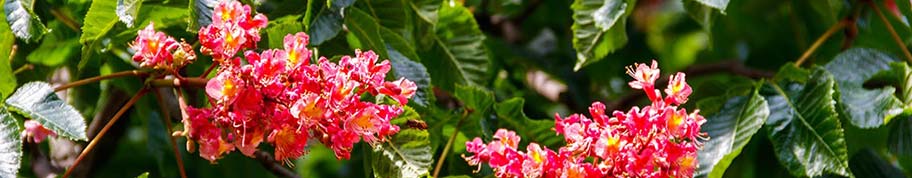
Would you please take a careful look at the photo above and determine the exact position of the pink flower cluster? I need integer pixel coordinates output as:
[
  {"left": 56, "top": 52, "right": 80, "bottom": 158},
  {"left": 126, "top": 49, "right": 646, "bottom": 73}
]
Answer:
[
  {"left": 130, "top": 22, "right": 196, "bottom": 70},
  {"left": 463, "top": 60, "right": 706, "bottom": 178},
  {"left": 198, "top": 1, "right": 267, "bottom": 61},
  {"left": 165, "top": 1, "right": 418, "bottom": 163}
]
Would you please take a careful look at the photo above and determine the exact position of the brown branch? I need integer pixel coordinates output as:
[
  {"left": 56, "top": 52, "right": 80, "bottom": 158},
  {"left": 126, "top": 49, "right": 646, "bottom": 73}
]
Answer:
[
  {"left": 868, "top": 0, "right": 912, "bottom": 63},
  {"left": 795, "top": 20, "right": 846, "bottom": 67},
  {"left": 55, "top": 70, "right": 148, "bottom": 92},
  {"left": 152, "top": 89, "right": 188, "bottom": 178},
  {"left": 149, "top": 77, "right": 209, "bottom": 88},
  {"left": 605, "top": 60, "right": 774, "bottom": 112},
  {"left": 49, "top": 8, "right": 81, "bottom": 33},
  {"left": 254, "top": 150, "right": 301, "bottom": 178},
  {"left": 62, "top": 89, "right": 149, "bottom": 178}
]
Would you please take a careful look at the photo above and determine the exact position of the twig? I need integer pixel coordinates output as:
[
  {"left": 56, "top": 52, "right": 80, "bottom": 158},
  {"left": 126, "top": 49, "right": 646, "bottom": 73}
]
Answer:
[
  {"left": 868, "top": 0, "right": 912, "bottom": 63},
  {"left": 150, "top": 77, "right": 209, "bottom": 88},
  {"left": 54, "top": 70, "right": 148, "bottom": 92},
  {"left": 254, "top": 150, "right": 301, "bottom": 178},
  {"left": 49, "top": 8, "right": 81, "bottom": 33},
  {"left": 12, "top": 64, "right": 33, "bottom": 75},
  {"left": 432, "top": 110, "right": 470, "bottom": 178},
  {"left": 152, "top": 89, "right": 188, "bottom": 178},
  {"left": 62, "top": 89, "right": 149, "bottom": 178},
  {"left": 605, "top": 60, "right": 774, "bottom": 112},
  {"left": 795, "top": 20, "right": 846, "bottom": 67}
]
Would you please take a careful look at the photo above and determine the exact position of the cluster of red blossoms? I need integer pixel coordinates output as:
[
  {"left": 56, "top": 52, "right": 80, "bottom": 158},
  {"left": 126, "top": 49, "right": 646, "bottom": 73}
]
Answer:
[
  {"left": 463, "top": 61, "right": 707, "bottom": 178},
  {"left": 129, "top": 1, "right": 416, "bottom": 163}
]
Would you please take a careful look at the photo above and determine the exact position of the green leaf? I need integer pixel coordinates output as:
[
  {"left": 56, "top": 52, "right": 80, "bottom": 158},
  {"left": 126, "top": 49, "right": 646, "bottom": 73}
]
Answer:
[
  {"left": 308, "top": 8, "right": 343, "bottom": 45},
  {"left": 359, "top": 0, "right": 411, "bottom": 33},
  {"left": 889, "top": 116, "right": 912, "bottom": 170},
  {"left": 683, "top": 0, "right": 730, "bottom": 31},
  {"left": 454, "top": 85, "right": 494, "bottom": 114},
  {"left": 0, "top": 108, "right": 22, "bottom": 178},
  {"left": 824, "top": 48, "right": 903, "bottom": 128},
  {"left": 81, "top": 0, "right": 118, "bottom": 43},
  {"left": 422, "top": 3, "right": 491, "bottom": 91},
  {"left": 5, "top": 82, "right": 88, "bottom": 141},
  {"left": 344, "top": 7, "right": 390, "bottom": 59},
  {"left": 135, "top": 172, "right": 150, "bottom": 178},
  {"left": 410, "top": 0, "right": 441, "bottom": 24},
  {"left": 265, "top": 15, "right": 304, "bottom": 49},
  {"left": 372, "top": 108, "right": 433, "bottom": 178},
  {"left": 3, "top": 0, "right": 46, "bottom": 41},
  {"left": 188, "top": 0, "right": 217, "bottom": 31},
  {"left": 493, "top": 98, "right": 562, "bottom": 148},
  {"left": 570, "top": 0, "right": 634, "bottom": 70},
  {"left": 697, "top": 86, "right": 770, "bottom": 178},
  {"left": 848, "top": 149, "right": 906, "bottom": 178},
  {"left": 383, "top": 28, "right": 432, "bottom": 107},
  {"left": 26, "top": 27, "right": 79, "bottom": 67},
  {"left": 761, "top": 67, "right": 850, "bottom": 177},
  {"left": 0, "top": 8, "right": 15, "bottom": 99},
  {"left": 115, "top": 0, "right": 143, "bottom": 27}
]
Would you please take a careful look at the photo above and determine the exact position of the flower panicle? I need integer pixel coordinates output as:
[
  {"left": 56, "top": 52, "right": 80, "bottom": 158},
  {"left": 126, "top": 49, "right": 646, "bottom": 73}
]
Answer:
[
  {"left": 166, "top": 1, "right": 418, "bottom": 164},
  {"left": 464, "top": 60, "right": 706, "bottom": 178}
]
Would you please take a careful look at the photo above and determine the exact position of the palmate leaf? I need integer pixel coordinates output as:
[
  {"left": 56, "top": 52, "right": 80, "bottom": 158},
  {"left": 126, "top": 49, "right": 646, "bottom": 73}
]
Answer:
[
  {"left": 824, "top": 48, "right": 903, "bottom": 128},
  {"left": 761, "top": 66, "right": 850, "bottom": 177},
  {"left": 3, "top": 0, "right": 45, "bottom": 41},
  {"left": 5, "top": 82, "right": 87, "bottom": 141},
  {"left": 570, "top": 0, "right": 634, "bottom": 70},
  {"left": 422, "top": 3, "right": 491, "bottom": 91},
  {"left": 115, "top": 0, "right": 144, "bottom": 27},
  {"left": 265, "top": 15, "right": 304, "bottom": 49},
  {"left": 696, "top": 85, "right": 770, "bottom": 178},
  {"left": 492, "top": 98, "right": 562, "bottom": 148},
  {"left": 372, "top": 107, "right": 433, "bottom": 178},
  {"left": 0, "top": 108, "right": 21, "bottom": 178}
]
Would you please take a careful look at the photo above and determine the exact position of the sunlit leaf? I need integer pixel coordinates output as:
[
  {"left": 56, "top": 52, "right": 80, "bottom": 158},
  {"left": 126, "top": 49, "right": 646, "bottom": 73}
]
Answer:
[
  {"left": 0, "top": 108, "right": 21, "bottom": 178},
  {"left": 3, "top": 0, "right": 45, "bottom": 41},
  {"left": 372, "top": 108, "right": 433, "bottom": 178},
  {"left": 115, "top": 0, "right": 144, "bottom": 27},
  {"left": 761, "top": 66, "right": 850, "bottom": 177},
  {"left": 570, "top": 0, "right": 634, "bottom": 70},
  {"left": 697, "top": 85, "right": 769, "bottom": 178},
  {"left": 5, "top": 82, "right": 87, "bottom": 141},
  {"left": 824, "top": 48, "right": 903, "bottom": 128},
  {"left": 0, "top": 8, "right": 15, "bottom": 99}
]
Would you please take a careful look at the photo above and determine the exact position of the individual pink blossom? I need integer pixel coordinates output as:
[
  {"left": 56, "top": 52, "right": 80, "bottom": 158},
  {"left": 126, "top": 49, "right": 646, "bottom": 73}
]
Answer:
[
  {"left": 130, "top": 22, "right": 197, "bottom": 69},
  {"left": 22, "top": 120, "right": 56, "bottom": 143},
  {"left": 284, "top": 32, "right": 312, "bottom": 66},
  {"left": 463, "top": 61, "right": 706, "bottom": 178},
  {"left": 664, "top": 72, "right": 692, "bottom": 105}
]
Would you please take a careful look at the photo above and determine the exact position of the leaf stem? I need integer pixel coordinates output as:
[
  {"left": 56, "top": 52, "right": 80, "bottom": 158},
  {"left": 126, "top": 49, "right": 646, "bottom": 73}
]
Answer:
[
  {"left": 432, "top": 110, "right": 470, "bottom": 178},
  {"left": 11, "top": 64, "right": 32, "bottom": 75},
  {"left": 868, "top": 0, "right": 912, "bottom": 63},
  {"left": 54, "top": 70, "right": 148, "bottom": 92},
  {"left": 62, "top": 89, "right": 149, "bottom": 178},
  {"left": 795, "top": 20, "right": 846, "bottom": 67},
  {"left": 151, "top": 89, "right": 188, "bottom": 178}
]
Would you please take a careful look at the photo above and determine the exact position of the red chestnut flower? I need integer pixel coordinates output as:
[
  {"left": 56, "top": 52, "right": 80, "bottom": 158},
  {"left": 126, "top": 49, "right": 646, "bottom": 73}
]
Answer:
[
  {"left": 199, "top": 0, "right": 268, "bottom": 61},
  {"left": 130, "top": 22, "right": 195, "bottom": 69},
  {"left": 463, "top": 60, "right": 707, "bottom": 178}
]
